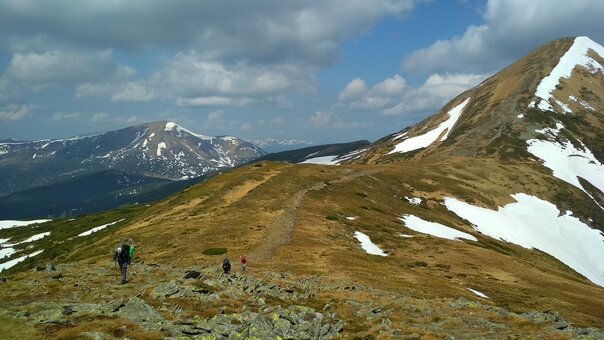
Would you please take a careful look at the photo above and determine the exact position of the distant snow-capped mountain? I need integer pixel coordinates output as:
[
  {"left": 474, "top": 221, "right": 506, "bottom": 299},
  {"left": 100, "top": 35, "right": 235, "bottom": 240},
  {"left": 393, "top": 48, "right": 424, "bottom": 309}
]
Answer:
[
  {"left": 0, "top": 121, "right": 265, "bottom": 196},
  {"left": 251, "top": 138, "right": 317, "bottom": 153}
]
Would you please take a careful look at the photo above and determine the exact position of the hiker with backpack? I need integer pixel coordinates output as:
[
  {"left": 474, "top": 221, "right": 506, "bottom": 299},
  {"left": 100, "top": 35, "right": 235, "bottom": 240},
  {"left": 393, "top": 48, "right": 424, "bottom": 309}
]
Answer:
[
  {"left": 222, "top": 257, "right": 231, "bottom": 274},
  {"left": 240, "top": 254, "right": 247, "bottom": 272},
  {"left": 113, "top": 243, "right": 134, "bottom": 284}
]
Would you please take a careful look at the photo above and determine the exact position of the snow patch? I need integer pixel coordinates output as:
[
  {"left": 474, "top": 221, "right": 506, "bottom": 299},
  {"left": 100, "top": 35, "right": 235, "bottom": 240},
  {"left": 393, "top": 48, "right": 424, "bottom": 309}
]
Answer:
[
  {"left": 389, "top": 98, "right": 470, "bottom": 154},
  {"left": 517, "top": 114, "right": 524, "bottom": 118},
  {"left": 467, "top": 288, "right": 489, "bottom": 298},
  {"left": 346, "top": 216, "right": 356, "bottom": 221},
  {"left": 21, "top": 232, "right": 50, "bottom": 243},
  {"left": 165, "top": 122, "right": 177, "bottom": 131},
  {"left": 405, "top": 196, "right": 422, "bottom": 205},
  {"left": 534, "top": 122, "right": 565, "bottom": 137},
  {"left": 444, "top": 193, "right": 604, "bottom": 287},
  {"left": 300, "top": 155, "right": 339, "bottom": 165},
  {"left": 156, "top": 142, "right": 166, "bottom": 157},
  {"left": 534, "top": 36, "right": 604, "bottom": 112},
  {"left": 0, "top": 250, "right": 44, "bottom": 272},
  {"left": 399, "top": 214, "right": 477, "bottom": 242},
  {"left": 0, "top": 219, "right": 51, "bottom": 230},
  {"left": 527, "top": 138, "right": 604, "bottom": 196},
  {"left": 353, "top": 231, "right": 387, "bottom": 256},
  {"left": 78, "top": 219, "right": 125, "bottom": 237},
  {"left": 0, "top": 247, "right": 16, "bottom": 259}
]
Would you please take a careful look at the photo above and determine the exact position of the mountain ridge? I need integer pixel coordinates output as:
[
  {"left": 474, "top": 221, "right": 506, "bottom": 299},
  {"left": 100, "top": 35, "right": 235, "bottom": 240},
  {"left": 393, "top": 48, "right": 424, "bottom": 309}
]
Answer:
[{"left": 0, "top": 121, "right": 265, "bottom": 196}]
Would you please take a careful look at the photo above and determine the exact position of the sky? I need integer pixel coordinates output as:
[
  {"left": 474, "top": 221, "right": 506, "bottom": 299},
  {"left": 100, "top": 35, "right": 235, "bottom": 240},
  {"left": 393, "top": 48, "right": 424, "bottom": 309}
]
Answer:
[{"left": 0, "top": 0, "right": 603, "bottom": 144}]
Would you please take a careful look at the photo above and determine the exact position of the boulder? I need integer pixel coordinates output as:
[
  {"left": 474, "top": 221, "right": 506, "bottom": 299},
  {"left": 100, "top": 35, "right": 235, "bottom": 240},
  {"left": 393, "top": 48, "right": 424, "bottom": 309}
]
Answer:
[{"left": 183, "top": 270, "right": 201, "bottom": 279}]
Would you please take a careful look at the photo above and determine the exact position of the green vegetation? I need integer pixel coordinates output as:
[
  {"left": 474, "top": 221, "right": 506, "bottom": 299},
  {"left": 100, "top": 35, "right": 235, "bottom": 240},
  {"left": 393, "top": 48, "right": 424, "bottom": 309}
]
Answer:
[
  {"left": 202, "top": 247, "right": 228, "bottom": 256},
  {"left": 325, "top": 215, "right": 338, "bottom": 221}
]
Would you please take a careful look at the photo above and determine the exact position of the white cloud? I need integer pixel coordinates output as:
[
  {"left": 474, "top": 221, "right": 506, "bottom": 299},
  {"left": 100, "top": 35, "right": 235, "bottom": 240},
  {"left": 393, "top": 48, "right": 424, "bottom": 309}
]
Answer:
[
  {"left": 52, "top": 111, "right": 82, "bottom": 122},
  {"left": 155, "top": 54, "right": 315, "bottom": 98},
  {"left": 176, "top": 96, "right": 257, "bottom": 107},
  {"left": 340, "top": 75, "right": 409, "bottom": 111},
  {"left": 402, "top": 0, "right": 604, "bottom": 74},
  {"left": 0, "top": 1, "right": 415, "bottom": 66},
  {"left": 91, "top": 112, "right": 109, "bottom": 123},
  {"left": 337, "top": 78, "right": 368, "bottom": 101},
  {"left": 337, "top": 72, "right": 487, "bottom": 116},
  {"left": 207, "top": 110, "right": 224, "bottom": 124},
  {"left": 309, "top": 110, "right": 335, "bottom": 127},
  {"left": 90, "top": 112, "right": 138, "bottom": 125},
  {"left": 110, "top": 82, "right": 156, "bottom": 102},
  {"left": 239, "top": 123, "right": 253, "bottom": 131},
  {"left": 270, "top": 116, "right": 285, "bottom": 125},
  {"left": 6, "top": 49, "right": 116, "bottom": 85},
  {"left": 307, "top": 110, "right": 371, "bottom": 130},
  {"left": 0, "top": 104, "right": 31, "bottom": 121},
  {"left": 269, "top": 96, "right": 294, "bottom": 109}
]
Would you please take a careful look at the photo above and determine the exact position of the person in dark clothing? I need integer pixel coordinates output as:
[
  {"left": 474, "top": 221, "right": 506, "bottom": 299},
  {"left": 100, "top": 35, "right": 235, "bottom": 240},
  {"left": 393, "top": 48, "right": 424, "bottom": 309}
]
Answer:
[
  {"left": 222, "top": 257, "right": 231, "bottom": 274},
  {"left": 113, "top": 244, "right": 132, "bottom": 284}
]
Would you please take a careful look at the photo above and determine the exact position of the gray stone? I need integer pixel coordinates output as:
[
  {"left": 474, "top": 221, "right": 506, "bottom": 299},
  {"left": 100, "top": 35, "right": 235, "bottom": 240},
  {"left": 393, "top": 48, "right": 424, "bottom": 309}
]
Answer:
[
  {"left": 151, "top": 280, "right": 180, "bottom": 299},
  {"left": 104, "top": 298, "right": 124, "bottom": 313},
  {"left": 34, "top": 308, "right": 70, "bottom": 325},
  {"left": 117, "top": 297, "right": 165, "bottom": 330}
]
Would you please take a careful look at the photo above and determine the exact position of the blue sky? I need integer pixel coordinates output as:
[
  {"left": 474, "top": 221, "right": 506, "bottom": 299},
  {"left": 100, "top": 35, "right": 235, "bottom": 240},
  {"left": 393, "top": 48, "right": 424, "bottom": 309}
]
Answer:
[{"left": 0, "top": 0, "right": 603, "bottom": 144}]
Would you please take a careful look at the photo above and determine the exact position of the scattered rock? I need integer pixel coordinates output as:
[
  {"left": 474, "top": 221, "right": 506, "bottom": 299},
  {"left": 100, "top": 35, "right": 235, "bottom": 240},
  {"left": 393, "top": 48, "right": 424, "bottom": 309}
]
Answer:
[
  {"left": 0, "top": 277, "right": 6, "bottom": 282},
  {"left": 116, "top": 297, "right": 166, "bottom": 330},
  {"left": 449, "top": 297, "right": 482, "bottom": 309},
  {"left": 78, "top": 331, "right": 116, "bottom": 340},
  {"left": 46, "top": 262, "right": 56, "bottom": 271}
]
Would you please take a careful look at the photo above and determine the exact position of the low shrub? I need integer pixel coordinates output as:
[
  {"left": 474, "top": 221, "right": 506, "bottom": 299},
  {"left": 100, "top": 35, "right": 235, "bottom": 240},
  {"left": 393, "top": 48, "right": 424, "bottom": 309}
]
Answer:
[{"left": 202, "top": 247, "right": 227, "bottom": 256}]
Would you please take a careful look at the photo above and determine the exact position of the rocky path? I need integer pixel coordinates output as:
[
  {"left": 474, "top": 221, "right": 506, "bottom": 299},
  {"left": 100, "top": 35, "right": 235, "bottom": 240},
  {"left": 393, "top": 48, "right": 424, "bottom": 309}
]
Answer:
[{"left": 250, "top": 168, "right": 380, "bottom": 263}]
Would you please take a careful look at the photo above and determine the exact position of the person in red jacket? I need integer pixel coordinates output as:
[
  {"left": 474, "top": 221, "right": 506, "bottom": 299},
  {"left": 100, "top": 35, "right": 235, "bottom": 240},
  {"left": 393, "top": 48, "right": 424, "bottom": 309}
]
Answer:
[{"left": 240, "top": 254, "right": 247, "bottom": 272}]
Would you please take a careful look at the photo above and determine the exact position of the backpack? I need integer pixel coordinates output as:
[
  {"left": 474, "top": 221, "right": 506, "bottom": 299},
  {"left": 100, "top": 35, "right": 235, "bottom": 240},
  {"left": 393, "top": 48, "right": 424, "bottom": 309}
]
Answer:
[{"left": 115, "top": 244, "right": 131, "bottom": 263}]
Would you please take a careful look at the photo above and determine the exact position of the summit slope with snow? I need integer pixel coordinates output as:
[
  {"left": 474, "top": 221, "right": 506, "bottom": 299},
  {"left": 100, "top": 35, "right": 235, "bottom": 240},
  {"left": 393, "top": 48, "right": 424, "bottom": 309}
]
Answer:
[{"left": 534, "top": 36, "right": 604, "bottom": 112}]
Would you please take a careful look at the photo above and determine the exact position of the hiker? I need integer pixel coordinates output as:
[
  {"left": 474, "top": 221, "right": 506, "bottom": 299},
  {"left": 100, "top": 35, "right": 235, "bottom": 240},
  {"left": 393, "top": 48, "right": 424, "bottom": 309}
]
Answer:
[
  {"left": 240, "top": 254, "right": 247, "bottom": 271},
  {"left": 222, "top": 257, "right": 231, "bottom": 274},
  {"left": 113, "top": 243, "right": 133, "bottom": 284}
]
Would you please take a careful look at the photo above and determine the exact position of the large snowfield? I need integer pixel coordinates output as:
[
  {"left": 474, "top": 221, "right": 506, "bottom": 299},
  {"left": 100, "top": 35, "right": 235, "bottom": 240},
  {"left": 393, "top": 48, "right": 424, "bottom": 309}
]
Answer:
[{"left": 444, "top": 193, "right": 604, "bottom": 287}]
